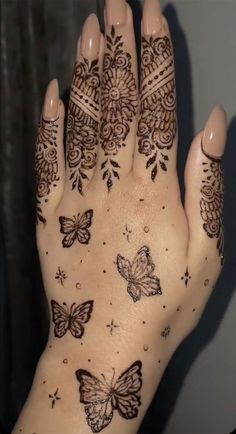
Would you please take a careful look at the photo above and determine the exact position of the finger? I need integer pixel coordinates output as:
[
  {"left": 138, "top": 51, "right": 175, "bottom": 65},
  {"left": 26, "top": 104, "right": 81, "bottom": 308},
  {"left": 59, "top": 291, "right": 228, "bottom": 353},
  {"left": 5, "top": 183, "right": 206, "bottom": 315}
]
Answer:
[
  {"left": 185, "top": 105, "right": 227, "bottom": 268},
  {"left": 133, "top": 0, "right": 177, "bottom": 186},
  {"left": 36, "top": 79, "right": 65, "bottom": 225},
  {"left": 95, "top": 0, "right": 139, "bottom": 192},
  {"left": 65, "top": 14, "right": 104, "bottom": 196}
]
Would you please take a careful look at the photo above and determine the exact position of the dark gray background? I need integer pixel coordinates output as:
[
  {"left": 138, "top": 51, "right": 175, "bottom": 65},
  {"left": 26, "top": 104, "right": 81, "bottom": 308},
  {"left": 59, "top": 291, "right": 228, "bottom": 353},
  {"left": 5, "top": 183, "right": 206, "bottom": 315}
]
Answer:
[{"left": 0, "top": 0, "right": 235, "bottom": 433}]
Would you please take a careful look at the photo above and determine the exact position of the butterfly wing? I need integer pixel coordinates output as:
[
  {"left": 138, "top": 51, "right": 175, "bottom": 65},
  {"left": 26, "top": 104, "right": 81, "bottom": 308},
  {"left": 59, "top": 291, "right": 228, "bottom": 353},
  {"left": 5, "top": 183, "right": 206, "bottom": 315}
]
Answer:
[
  {"left": 113, "top": 361, "right": 142, "bottom": 420},
  {"left": 51, "top": 300, "right": 69, "bottom": 338},
  {"left": 117, "top": 254, "right": 132, "bottom": 281},
  {"left": 69, "top": 301, "right": 94, "bottom": 339},
  {"left": 131, "top": 246, "right": 154, "bottom": 279},
  {"left": 76, "top": 369, "right": 113, "bottom": 433},
  {"left": 59, "top": 216, "right": 76, "bottom": 248},
  {"left": 76, "top": 210, "right": 93, "bottom": 245}
]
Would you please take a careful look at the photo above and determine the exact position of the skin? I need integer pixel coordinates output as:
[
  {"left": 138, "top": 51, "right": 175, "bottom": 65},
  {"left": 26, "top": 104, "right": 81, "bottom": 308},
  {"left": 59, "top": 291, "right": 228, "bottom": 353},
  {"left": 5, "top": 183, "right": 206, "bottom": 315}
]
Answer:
[{"left": 13, "top": 0, "right": 227, "bottom": 433}]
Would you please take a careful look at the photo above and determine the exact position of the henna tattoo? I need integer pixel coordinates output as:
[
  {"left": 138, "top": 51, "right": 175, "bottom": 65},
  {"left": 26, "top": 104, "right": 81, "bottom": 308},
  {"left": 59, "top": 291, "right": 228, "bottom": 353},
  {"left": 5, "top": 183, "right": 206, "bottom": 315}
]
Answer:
[
  {"left": 143, "top": 344, "right": 149, "bottom": 352},
  {"left": 35, "top": 117, "right": 59, "bottom": 223},
  {"left": 59, "top": 209, "right": 93, "bottom": 248},
  {"left": 76, "top": 282, "right": 81, "bottom": 290},
  {"left": 204, "top": 279, "right": 209, "bottom": 287},
  {"left": 51, "top": 300, "right": 94, "bottom": 339},
  {"left": 55, "top": 267, "right": 67, "bottom": 286},
  {"left": 76, "top": 361, "right": 142, "bottom": 433},
  {"left": 49, "top": 388, "right": 61, "bottom": 408},
  {"left": 67, "top": 59, "right": 100, "bottom": 194},
  {"left": 181, "top": 267, "right": 192, "bottom": 287},
  {"left": 144, "top": 226, "right": 150, "bottom": 233},
  {"left": 200, "top": 148, "right": 224, "bottom": 264},
  {"left": 161, "top": 325, "right": 171, "bottom": 339},
  {"left": 123, "top": 224, "right": 132, "bottom": 242},
  {"left": 100, "top": 26, "right": 137, "bottom": 190},
  {"left": 117, "top": 246, "right": 162, "bottom": 302},
  {"left": 138, "top": 36, "right": 176, "bottom": 180},
  {"left": 106, "top": 319, "right": 119, "bottom": 335}
]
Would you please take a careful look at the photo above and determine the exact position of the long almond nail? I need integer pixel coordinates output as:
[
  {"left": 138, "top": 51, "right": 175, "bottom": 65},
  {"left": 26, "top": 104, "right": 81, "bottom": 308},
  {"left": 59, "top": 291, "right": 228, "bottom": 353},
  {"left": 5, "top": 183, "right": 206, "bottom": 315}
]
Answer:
[
  {"left": 143, "top": 0, "right": 162, "bottom": 36},
  {"left": 81, "top": 14, "right": 101, "bottom": 60},
  {"left": 106, "top": 0, "right": 127, "bottom": 26},
  {"left": 202, "top": 105, "right": 227, "bottom": 158},
  {"left": 43, "top": 79, "right": 59, "bottom": 120}
]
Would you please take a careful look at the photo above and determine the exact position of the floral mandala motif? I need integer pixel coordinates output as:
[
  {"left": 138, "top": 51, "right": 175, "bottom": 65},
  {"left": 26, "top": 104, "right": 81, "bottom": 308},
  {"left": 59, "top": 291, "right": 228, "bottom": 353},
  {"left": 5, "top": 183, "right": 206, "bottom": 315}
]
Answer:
[
  {"left": 138, "top": 36, "right": 177, "bottom": 181},
  {"left": 35, "top": 117, "right": 59, "bottom": 224},
  {"left": 100, "top": 26, "right": 137, "bottom": 191},
  {"left": 67, "top": 59, "right": 100, "bottom": 194},
  {"left": 200, "top": 149, "right": 224, "bottom": 264}
]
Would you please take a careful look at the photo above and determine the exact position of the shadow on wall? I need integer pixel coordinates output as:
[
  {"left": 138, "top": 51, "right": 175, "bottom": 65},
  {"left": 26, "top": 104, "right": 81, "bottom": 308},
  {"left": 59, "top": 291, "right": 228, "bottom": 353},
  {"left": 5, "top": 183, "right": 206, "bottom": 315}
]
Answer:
[{"left": 138, "top": 3, "right": 236, "bottom": 434}]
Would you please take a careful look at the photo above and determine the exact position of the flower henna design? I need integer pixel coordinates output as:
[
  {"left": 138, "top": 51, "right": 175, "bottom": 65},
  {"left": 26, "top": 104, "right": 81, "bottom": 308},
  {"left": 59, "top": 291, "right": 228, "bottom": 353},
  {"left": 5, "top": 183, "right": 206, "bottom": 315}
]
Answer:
[
  {"left": 100, "top": 26, "right": 137, "bottom": 191},
  {"left": 200, "top": 148, "right": 224, "bottom": 264},
  {"left": 138, "top": 36, "right": 177, "bottom": 181},
  {"left": 35, "top": 117, "right": 59, "bottom": 224},
  {"left": 67, "top": 59, "right": 100, "bottom": 194}
]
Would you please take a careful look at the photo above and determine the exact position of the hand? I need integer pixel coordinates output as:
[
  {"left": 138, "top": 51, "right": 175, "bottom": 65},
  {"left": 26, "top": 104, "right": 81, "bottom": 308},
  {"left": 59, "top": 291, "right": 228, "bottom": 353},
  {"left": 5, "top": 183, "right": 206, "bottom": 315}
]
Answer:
[{"left": 13, "top": 0, "right": 227, "bottom": 433}]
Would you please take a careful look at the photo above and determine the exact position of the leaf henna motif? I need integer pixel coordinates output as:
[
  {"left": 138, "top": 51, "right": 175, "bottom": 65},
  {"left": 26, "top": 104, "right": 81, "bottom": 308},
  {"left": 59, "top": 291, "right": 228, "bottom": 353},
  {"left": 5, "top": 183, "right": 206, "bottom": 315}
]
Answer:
[
  {"left": 67, "top": 59, "right": 100, "bottom": 194},
  {"left": 100, "top": 26, "right": 137, "bottom": 191},
  {"left": 138, "top": 36, "right": 177, "bottom": 180},
  {"left": 35, "top": 117, "right": 59, "bottom": 224},
  {"left": 200, "top": 149, "right": 224, "bottom": 265}
]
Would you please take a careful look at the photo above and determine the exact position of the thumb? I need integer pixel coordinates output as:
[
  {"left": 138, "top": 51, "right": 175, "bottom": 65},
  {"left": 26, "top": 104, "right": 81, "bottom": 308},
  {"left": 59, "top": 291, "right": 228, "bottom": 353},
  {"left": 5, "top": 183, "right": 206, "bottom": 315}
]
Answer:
[{"left": 184, "top": 105, "right": 227, "bottom": 268}]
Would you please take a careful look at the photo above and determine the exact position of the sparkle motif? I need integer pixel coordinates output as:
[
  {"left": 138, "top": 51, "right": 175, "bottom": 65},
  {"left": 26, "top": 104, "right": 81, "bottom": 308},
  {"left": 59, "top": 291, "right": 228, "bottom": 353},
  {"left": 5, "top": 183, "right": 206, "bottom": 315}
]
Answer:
[
  {"left": 161, "top": 325, "right": 171, "bottom": 339},
  {"left": 49, "top": 388, "right": 61, "bottom": 408},
  {"left": 55, "top": 267, "right": 67, "bottom": 286},
  {"left": 123, "top": 224, "right": 132, "bottom": 242},
  {"left": 106, "top": 319, "right": 119, "bottom": 335},
  {"left": 181, "top": 267, "right": 192, "bottom": 287}
]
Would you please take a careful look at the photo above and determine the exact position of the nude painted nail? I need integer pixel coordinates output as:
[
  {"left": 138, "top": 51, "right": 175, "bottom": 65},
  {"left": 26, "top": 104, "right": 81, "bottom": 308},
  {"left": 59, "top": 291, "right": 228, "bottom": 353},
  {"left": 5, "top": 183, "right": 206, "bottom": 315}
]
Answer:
[
  {"left": 143, "top": 0, "right": 162, "bottom": 36},
  {"left": 202, "top": 105, "right": 227, "bottom": 158},
  {"left": 43, "top": 79, "right": 59, "bottom": 120},
  {"left": 106, "top": 0, "right": 127, "bottom": 26},
  {"left": 81, "top": 14, "right": 101, "bottom": 60}
]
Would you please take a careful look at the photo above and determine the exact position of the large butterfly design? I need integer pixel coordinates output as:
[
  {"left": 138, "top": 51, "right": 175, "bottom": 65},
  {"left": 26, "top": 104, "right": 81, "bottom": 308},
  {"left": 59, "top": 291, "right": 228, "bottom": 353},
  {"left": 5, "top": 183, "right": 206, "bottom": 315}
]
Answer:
[
  {"left": 51, "top": 299, "right": 94, "bottom": 339},
  {"left": 59, "top": 209, "right": 93, "bottom": 248},
  {"left": 117, "top": 245, "right": 162, "bottom": 302},
  {"left": 76, "top": 360, "right": 142, "bottom": 433}
]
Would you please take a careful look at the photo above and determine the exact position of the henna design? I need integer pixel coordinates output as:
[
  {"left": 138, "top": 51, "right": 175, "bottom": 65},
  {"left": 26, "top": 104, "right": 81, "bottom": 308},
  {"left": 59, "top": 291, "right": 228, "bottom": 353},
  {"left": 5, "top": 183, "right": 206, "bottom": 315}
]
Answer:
[
  {"left": 35, "top": 117, "right": 59, "bottom": 223},
  {"left": 181, "top": 267, "right": 192, "bottom": 287},
  {"left": 106, "top": 319, "right": 119, "bottom": 335},
  {"left": 123, "top": 224, "right": 132, "bottom": 242},
  {"left": 161, "top": 325, "right": 171, "bottom": 339},
  {"left": 49, "top": 388, "right": 61, "bottom": 408},
  {"left": 55, "top": 267, "right": 67, "bottom": 286},
  {"left": 67, "top": 59, "right": 100, "bottom": 194},
  {"left": 100, "top": 26, "right": 137, "bottom": 190},
  {"left": 59, "top": 209, "right": 93, "bottom": 248},
  {"left": 76, "top": 361, "right": 142, "bottom": 433},
  {"left": 117, "top": 246, "right": 162, "bottom": 302},
  {"left": 200, "top": 149, "right": 224, "bottom": 264},
  {"left": 51, "top": 300, "right": 94, "bottom": 339},
  {"left": 138, "top": 36, "right": 176, "bottom": 180}
]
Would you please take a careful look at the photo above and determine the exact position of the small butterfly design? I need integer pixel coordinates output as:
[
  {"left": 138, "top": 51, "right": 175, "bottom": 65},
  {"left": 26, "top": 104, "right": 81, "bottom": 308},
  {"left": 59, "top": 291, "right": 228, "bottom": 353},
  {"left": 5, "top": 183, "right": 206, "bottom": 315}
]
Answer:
[
  {"left": 59, "top": 209, "right": 93, "bottom": 248},
  {"left": 117, "top": 245, "right": 162, "bottom": 302},
  {"left": 76, "top": 360, "right": 142, "bottom": 433},
  {"left": 51, "top": 299, "right": 94, "bottom": 339}
]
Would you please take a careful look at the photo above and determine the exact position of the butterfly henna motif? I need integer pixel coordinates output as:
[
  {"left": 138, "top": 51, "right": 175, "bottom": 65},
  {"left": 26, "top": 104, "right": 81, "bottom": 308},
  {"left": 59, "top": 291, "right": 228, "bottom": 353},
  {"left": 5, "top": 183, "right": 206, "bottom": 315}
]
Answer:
[
  {"left": 117, "top": 246, "right": 162, "bottom": 302},
  {"left": 76, "top": 361, "right": 142, "bottom": 433},
  {"left": 59, "top": 209, "right": 93, "bottom": 248},
  {"left": 51, "top": 300, "right": 94, "bottom": 339}
]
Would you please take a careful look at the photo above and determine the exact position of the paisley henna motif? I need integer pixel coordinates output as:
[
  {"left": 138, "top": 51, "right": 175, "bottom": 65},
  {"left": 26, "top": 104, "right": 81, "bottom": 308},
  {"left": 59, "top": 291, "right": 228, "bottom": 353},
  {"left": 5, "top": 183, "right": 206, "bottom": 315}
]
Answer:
[
  {"left": 100, "top": 26, "right": 137, "bottom": 191},
  {"left": 138, "top": 36, "right": 177, "bottom": 180},
  {"left": 67, "top": 59, "right": 100, "bottom": 194},
  {"left": 35, "top": 117, "right": 59, "bottom": 224},
  {"left": 200, "top": 148, "right": 224, "bottom": 264}
]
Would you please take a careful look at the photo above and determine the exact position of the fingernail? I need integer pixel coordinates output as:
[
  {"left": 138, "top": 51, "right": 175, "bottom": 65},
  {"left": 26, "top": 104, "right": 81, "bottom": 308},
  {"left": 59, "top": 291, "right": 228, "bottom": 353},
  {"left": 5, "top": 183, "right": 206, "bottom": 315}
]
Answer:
[
  {"left": 143, "top": 0, "right": 162, "bottom": 36},
  {"left": 106, "top": 0, "right": 127, "bottom": 26},
  {"left": 43, "top": 79, "right": 59, "bottom": 120},
  {"left": 81, "top": 14, "right": 101, "bottom": 60},
  {"left": 202, "top": 105, "right": 227, "bottom": 158}
]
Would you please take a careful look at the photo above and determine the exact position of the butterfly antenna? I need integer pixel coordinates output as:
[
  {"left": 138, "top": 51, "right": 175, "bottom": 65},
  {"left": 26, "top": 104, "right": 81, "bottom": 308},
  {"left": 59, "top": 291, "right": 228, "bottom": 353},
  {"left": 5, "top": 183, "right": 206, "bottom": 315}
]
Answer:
[
  {"left": 111, "top": 367, "right": 116, "bottom": 388},
  {"left": 101, "top": 373, "right": 110, "bottom": 389}
]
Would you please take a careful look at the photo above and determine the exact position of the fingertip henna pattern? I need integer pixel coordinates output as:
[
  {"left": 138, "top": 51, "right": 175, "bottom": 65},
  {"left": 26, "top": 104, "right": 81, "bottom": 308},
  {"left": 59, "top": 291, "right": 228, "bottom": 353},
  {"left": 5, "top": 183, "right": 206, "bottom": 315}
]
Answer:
[
  {"left": 35, "top": 117, "right": 59, "bottom": 224},
  {"left": 138, "top": 36, "right": 176, "bottom": 180},
  {"left": 101, "top": 26, "right": 137, "bottom": 191},
  {"left": 67, "top": 59, "right": 100, "bottom": 194},
  {"left": 200, "top": 148, "right": 224, "bottom": 264}
]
